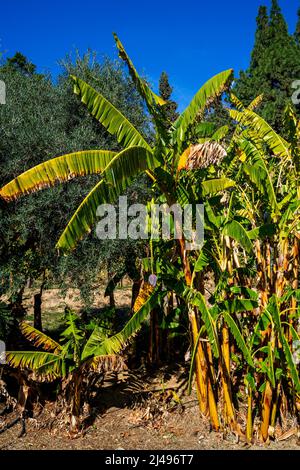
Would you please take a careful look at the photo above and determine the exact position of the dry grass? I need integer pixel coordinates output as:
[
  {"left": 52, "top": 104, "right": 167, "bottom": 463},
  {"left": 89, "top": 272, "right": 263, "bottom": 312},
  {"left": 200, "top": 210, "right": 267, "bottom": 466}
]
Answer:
[{"left": 19, "top": 281, "right": 132, "bottom": 332}]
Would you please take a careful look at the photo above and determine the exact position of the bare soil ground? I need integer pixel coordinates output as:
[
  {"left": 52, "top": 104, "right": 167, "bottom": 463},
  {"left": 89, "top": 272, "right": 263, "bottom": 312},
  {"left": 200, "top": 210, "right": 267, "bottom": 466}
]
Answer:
[
  {"left": 0, "top": 369, "right": 300, "bottom": 450},
  {"left": 1, "top": 286, "right": 300, "bottom": 451}
]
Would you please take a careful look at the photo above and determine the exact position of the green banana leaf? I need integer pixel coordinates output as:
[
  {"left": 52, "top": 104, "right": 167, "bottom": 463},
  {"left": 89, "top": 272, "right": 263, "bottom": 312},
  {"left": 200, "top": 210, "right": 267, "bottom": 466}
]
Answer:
[
  {"left": 57, "top": 146, "right": 159, "bottom": 251},
  {"left": 72, "top": 75, "right": 151, "bottom": 150}
]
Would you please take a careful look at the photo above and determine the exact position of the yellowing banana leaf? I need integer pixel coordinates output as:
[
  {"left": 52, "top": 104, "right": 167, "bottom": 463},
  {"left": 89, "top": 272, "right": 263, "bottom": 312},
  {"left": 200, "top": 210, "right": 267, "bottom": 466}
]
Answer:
[
  {"left": 229, "top": 108, "right": 291, "bottom": 160},
  {"left": 177, "top": 146, "right": 191, "bottom": 172},
  {"left": 86, "top": 354, "right": 127, "bottom": 373},
  {"left": 248, "top": 94, "right": 264, "bottom": 111},
  {"left": 6, "top": 351, "right": 64, "bottom": 380},
  {"left": 230, "top": 93, "right": 244, "bottom": 110},
  {"left": 133, "top": 282, "right": 154, "bottom": 313},
  {"left": 238, "top": 138, "right": 279, "bottom": 215},
  {"left": 230, "top": 93, "right": 263, "bottom": 112},
  {"left": 0, "top": 150, "right": 116, "bottom": 201},
  {"left": 20, "top": 322, "right": 62, "bottom": 354}
]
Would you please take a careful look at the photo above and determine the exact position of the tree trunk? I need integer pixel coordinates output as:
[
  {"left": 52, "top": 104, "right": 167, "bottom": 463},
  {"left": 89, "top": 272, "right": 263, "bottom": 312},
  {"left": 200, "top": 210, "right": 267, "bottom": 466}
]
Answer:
[
  {"left": 109, "top": 291, "right": 115, "bottom": 309},
  {"left": 34, "top": 276, "right": 46, "bottom": 331},
  {"left": 33, "top": 293, "right": 42, "bottom": 331}
]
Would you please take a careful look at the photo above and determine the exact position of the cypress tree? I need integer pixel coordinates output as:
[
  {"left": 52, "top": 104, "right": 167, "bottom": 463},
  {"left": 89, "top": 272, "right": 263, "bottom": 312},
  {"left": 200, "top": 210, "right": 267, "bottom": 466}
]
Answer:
[
  {"left": 251, "top": 6, "right": 270, "bottom": 68},
  {"left": 234, "top": 1, "right": 300, "bottom": 131},
  {"left": 295, "top": 8, "right": 300, "bottom": 45},
  {"left": 269, "top": 0, "right": 288, "bottom": 35},
  {"left": 159, "top": 71, "right": 179, "bottom": 127}
]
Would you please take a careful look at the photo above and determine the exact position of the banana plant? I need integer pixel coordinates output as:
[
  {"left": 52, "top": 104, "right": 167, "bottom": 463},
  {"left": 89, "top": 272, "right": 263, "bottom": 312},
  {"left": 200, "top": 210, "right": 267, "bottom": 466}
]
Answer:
[
  {"left": 6, "top": 292, "right": 161, "bottom": 432},
  {"left": 218, "top": 97, "right": 300, "bottom": 440},
  {"left": 1, "top": 33, "right": 299, "bottom": 442},
  {"left": 166, "top": 94, "right": 300, "bottom": 438},
  {"left": 0, "top": 33, "right": 234, "bottom": 424}
]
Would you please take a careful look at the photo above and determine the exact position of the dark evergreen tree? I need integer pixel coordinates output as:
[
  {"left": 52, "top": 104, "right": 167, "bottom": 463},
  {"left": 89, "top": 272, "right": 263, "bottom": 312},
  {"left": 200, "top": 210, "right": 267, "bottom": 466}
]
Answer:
[
  {"left": 234, "top": 0, "right": 300, "bottom": 131},
  {"left": 5, "top": 52, "right": 36, "bottom": 76},
  {"left": 251, "top": 6, "right": 270, "bottom": 68},
  {"left": 269, "top": 0, "right": 288, "bottom": 34},
  {"left": 295, "top": 8, "right": 300, "bottom": 45},
  {"left": 159, "top": 71, "right": 179, "bottom": 127}
]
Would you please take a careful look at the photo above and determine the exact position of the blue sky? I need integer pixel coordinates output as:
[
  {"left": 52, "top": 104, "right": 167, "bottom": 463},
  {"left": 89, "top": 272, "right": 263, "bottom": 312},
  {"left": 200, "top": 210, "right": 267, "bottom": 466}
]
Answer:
[{"left": 1, "top": 0, "right": 299, "bottom": 109}]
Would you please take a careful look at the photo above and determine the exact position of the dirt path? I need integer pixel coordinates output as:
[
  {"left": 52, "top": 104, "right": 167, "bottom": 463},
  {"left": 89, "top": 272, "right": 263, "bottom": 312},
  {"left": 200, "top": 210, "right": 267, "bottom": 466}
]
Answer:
[{"left": 0, "top": 370, "right": 299, "bottom": 450}]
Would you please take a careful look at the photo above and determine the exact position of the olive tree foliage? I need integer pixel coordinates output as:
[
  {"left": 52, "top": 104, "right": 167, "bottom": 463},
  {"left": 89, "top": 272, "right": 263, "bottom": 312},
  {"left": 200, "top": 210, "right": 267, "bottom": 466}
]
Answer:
[{"left": 0, "top": 51, "right": 150, "bottom": 322}]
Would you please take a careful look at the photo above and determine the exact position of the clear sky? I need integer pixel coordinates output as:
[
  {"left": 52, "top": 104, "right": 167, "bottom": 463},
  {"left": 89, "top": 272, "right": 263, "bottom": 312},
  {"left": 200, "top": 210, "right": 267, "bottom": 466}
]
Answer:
[{"left": 1, "top": 0, "right": 299, "bottom": 109}]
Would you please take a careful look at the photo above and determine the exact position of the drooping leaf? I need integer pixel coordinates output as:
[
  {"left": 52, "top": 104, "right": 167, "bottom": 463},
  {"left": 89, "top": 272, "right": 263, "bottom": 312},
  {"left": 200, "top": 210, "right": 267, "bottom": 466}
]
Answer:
[
  {"left": 194, "top": 250, "right": 209, "bottom": 273},
  {"left": 248, "top": 223, "right": 277, "bottom": 241},
  {"left": 251, "top": 307, "right": 271, "bottom": 348},
  {"left": 223, "top": 312, "right": 254, "bottom": 367},
  {"left": 229, "top": 286, "right": 258, "bottom": 300},
  {"left": 6, "top": 351, "right": 64, "bottom": 380},
  {"left": 133, "top": 282, "right": 155, "bottom": 313},
  {"left": 222, "top": 220, "right": 253, "bottom": 254},
  {"left": 104, "top": 270, "right": 127, "bottom": 297},
  {"left": 19, "top": 322, "right": 62, "bottom": 354},
  {"left": 177, "top": 147, "right": 191, "bottom": 172},
  {"left": 281, "top": 334, "right": 300, "bottom": 393},
  {"left": 221, "top": 298, "right": 258, "bottom": 313},
  {"left": 184, "top": 287, "right": 219, "bottom": 358},
  {"left": 56, "top": 146, "right": 159, "bottom": 252},
  {"left": 175, "top": 182, "right": 191, "bottom": 207},
  {"left": 0, "top": 150, "right": 116, "bottom": 201},
  {"left": 238, "top": 138, "right": 279, "bottom": 215},
  {"left": 201, "top": 178, "right": 235, "bottom": 196},
  {"left": 229, "top": 109, "right": 291, "bottom": 160},
  {"left": 211, "top": 125, "right": 229, "bottom": 142},
  {"left": 268, "top": 296, "right": 300, "bottom": 393},
  {"left": 195, "top": 122, "right": 216, "bottom": 139},
  {"left": 204, "top": 201, "right": 222, "bottom": 229},
  {"left": 187, "top": 324, "right": 206, "bottom": 394}
]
